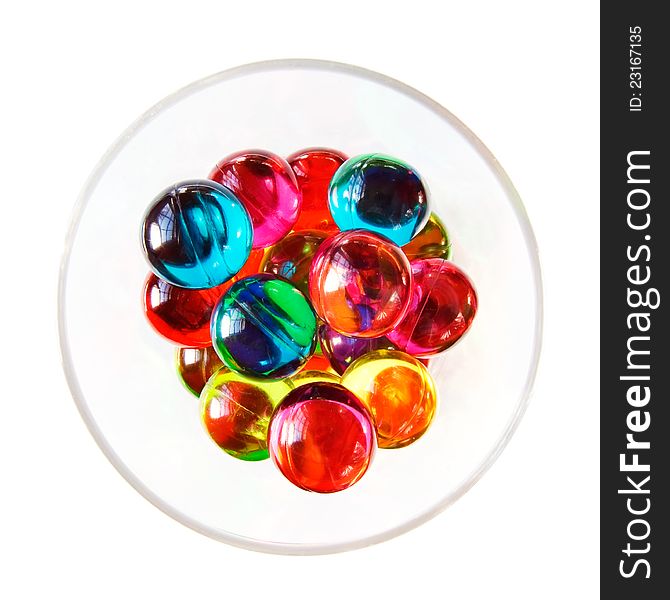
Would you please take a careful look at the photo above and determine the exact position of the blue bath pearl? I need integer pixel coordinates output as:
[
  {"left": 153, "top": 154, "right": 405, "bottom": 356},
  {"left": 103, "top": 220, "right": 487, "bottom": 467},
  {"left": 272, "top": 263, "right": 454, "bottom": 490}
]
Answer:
[
  {"left": 141, "top": 180, "right": 253, "bottom": 289},
  {"left": 328, "top": 154, "right": 430, "bottom": 246},
  {"left": 211, "top": 275, "right": 317, "bottom": 378}
]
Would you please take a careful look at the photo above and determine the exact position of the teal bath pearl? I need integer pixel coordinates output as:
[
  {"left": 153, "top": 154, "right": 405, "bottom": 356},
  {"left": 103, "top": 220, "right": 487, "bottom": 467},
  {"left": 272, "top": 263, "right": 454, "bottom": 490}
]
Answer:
[
  {"left": 328, "top": 154, "right": 430, "bottom": 246},
  {"left": 142, "top": 180, "right": 253, "bottom": 289},
  {"left": 211, "top": 275, "right": 318, "bottom": 379}
]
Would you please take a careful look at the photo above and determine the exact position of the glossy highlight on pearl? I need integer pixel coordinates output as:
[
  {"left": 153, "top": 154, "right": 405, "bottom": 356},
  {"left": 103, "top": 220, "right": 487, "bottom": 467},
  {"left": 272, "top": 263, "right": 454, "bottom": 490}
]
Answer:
[
  {"left": 176, "top": 346, "right": 224, "bottom": 397},
  {"left": 260, "top": 230, "right": 327, "bottom": 296},
  {"left": 318, "top": 323, "right": 397, "bottom": 375},
  {"left": 288, "top": 147, "right": 347, "bottom": 233},
  {"left": 309, "top": 229, "right": 412, "bottom": 338},
  {"left": 387, "top": 258, "right": 478, "bottom": 356},
  {"left": 201, "top": 369, "right": 293, "bottom": 461},
  {"left": 209, "top": 150, "right": 301, "bottom": 249},
  {"left": 142, "top": 180, "right": 253, "bottom": 289},
  {"left": 211, "top": 275, "right": 317, "bottom": 378},
  {"left": 342, "top": 350, "right": 437, "bottom": 448},
  {"left": 268, "top": 383, "right": 376, "bottom": 492},
  {"left": 143, "top": 273, "right": 228, "bottom": 347},
  {"left": 329, "top": 153, "right": 430, "bottom": 246}
]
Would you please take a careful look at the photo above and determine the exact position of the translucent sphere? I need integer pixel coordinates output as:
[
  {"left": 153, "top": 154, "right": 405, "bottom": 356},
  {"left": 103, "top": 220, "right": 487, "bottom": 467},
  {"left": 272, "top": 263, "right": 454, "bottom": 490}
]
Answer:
[
  {"left": 387, "top": 258, "right": 478, "bottom": 357},
  {"left": 328, "top": 154, "right": 429, "bottom": 246},
  {"left": 342, "top": 350, "right": 437, "bottom": 448},
  {"left": 141, "top": 180, "right": 252, "bottom": 289},
  {"left": 268, "top": 382, "right": 376, "bottom": 493},
  {"left": 209, "top": 150, "right": 301, "bottom": 249},
  {"left": 309, "top": 230, "right": 412, "bottom": 338},
  {"left": 211, "top": 275, "right": 317, "bottom": 378},
  {"left": 201, "top": 368, "right": 293, "bottom": 461}
]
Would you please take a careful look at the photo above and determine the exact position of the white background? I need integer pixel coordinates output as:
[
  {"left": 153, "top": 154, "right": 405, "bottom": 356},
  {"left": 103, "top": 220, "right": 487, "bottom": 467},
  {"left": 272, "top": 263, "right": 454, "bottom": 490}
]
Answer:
[{"left": 0, "top": 1, "right": 599, "bottom": 598}]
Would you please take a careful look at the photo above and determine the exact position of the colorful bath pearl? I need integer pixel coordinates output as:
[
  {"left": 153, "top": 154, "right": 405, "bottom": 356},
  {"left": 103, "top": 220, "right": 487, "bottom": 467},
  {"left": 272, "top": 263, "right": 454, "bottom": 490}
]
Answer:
[
  {"left": 201, "top": 369, "right": 293, "bottom": 461},
  {"left": 309, "top": 230, "right": 412, "bottom": 338},
  {"left": 260, "top": 230, "right": 327, "bottom": 296},
  {"left": 268, "top": 383, "right": 376, "bottom": 493},
  {"left": 211, "top": 275, "right": 317, "bottom": 378},
  {"left": 209, "top": 150, "right": 301, "bottom": 249},
  {"left": 175, "top": 346, "right": 224, "bottom": 397},
  {"left": 287, "top": 147, "right": 347, "bottom": 233},
  {"left": 138, "top": 145, "right": 480, "bottom": 493},
  {"left": 143, "top": 273, "right": 228, "bottom": 347},
  {"left": 387, "top": 259, "right": 478, "bottom": 357},
  {"left": 318, "top": 323, "right": 397, "bottom": 375},
  {"left": 328, "top": 154, "right": 430, "bottom": 246},
  {"left": 402, "top": 213, "right": 452, "bottom": 261},
  {"left": 142, "top": 180, "right": 252, "bottom": 289},
  {"left": 342, "top": 350, "right": 437, "bottom": 449}
]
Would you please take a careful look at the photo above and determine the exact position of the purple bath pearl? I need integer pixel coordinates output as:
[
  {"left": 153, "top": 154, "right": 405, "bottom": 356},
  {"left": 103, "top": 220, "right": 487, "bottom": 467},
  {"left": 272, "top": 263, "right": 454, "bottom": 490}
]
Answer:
[{"left": 318, "top": 324, "right": 397, "bottom": 375}]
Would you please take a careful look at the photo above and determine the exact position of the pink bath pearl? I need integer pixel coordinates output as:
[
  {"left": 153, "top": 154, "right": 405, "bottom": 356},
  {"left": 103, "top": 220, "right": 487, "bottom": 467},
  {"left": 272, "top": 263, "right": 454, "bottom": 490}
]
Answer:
[
  {"left": 387, "top": 258, "right": 478, "bottom": 357},
  {"left": 209, "top": 150, "right": 302, "bottom": 249}
]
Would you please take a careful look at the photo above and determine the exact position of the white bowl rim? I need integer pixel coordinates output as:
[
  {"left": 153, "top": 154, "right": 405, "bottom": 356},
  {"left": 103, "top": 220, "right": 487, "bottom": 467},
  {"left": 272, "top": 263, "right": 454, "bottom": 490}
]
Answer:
[{"left": 58, "top": 58, "right": 544, "bottom": 555}]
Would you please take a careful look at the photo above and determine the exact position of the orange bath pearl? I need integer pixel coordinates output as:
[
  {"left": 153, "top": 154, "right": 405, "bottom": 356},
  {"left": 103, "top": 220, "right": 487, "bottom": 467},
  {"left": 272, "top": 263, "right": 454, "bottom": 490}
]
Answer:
[{"left": 341, "top": 349, "right": 437, "bottom": 449}]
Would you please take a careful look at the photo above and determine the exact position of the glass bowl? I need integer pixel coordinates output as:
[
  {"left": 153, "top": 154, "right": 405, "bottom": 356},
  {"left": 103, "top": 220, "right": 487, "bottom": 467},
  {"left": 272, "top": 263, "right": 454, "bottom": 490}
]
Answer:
[{"left": 58, "top": 59, "right": 542, "bottom": 554}]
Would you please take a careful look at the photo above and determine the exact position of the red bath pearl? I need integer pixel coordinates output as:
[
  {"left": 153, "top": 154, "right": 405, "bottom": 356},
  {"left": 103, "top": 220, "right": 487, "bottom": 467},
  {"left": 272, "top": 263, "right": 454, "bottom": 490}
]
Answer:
[
  {"left": 209, "top": 150, "right": 301, "bottom": 249},
  {"left": 387, "top": 259, "right": 478, "bottom": 357},
  {"left": 287, "top": 147, "right": 347, "bottom": 233},
  {"left": 268, "top": 383, "right": 376, "bottom": 493},
  {"left": 143, "top": 273, "right": 229, "bottom": 347}
]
